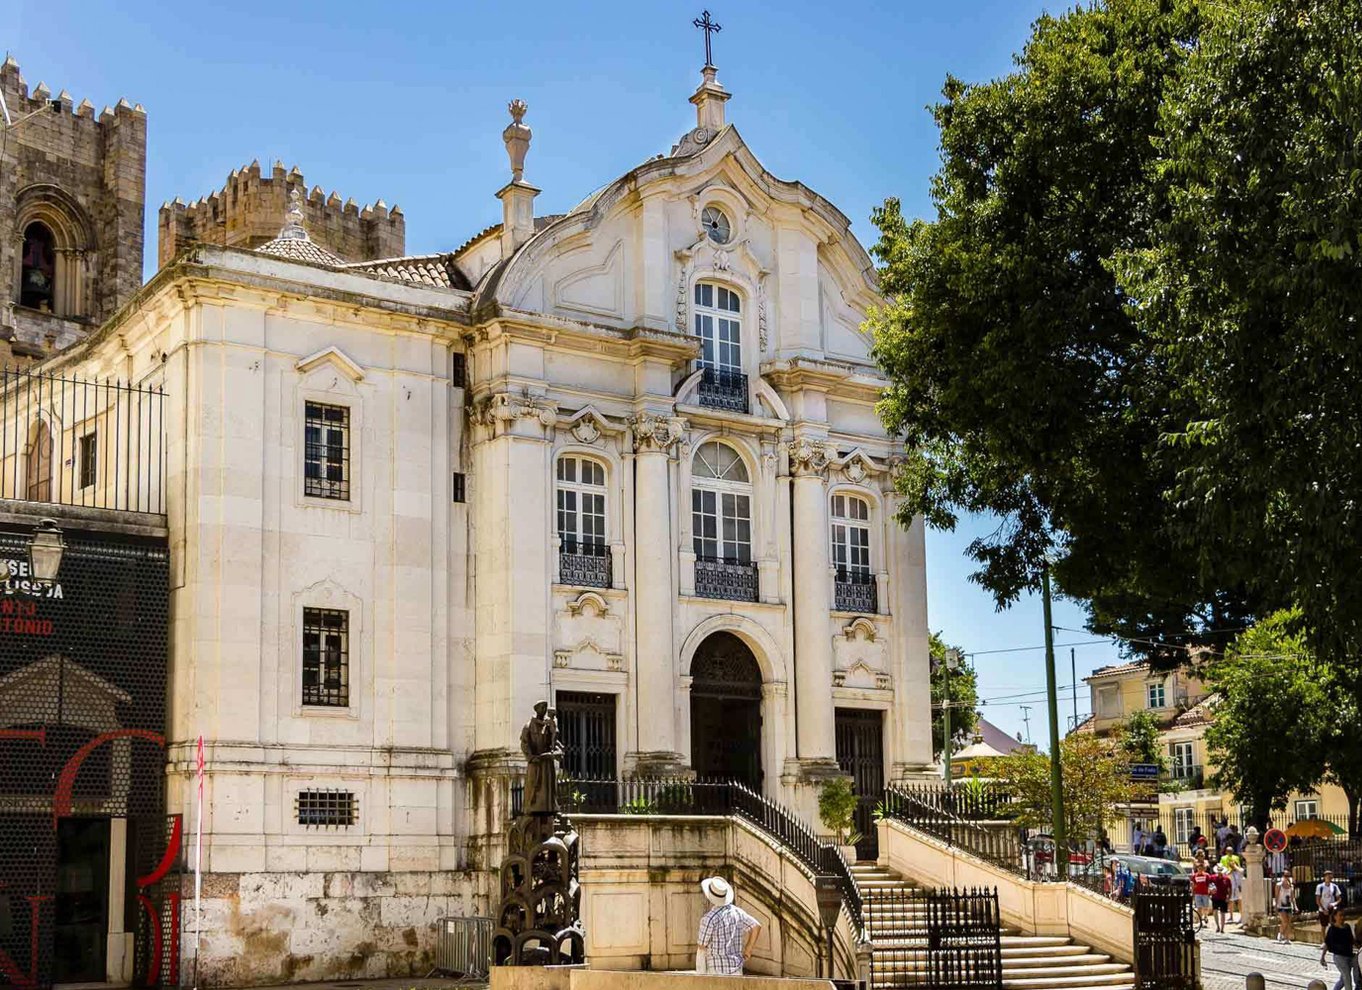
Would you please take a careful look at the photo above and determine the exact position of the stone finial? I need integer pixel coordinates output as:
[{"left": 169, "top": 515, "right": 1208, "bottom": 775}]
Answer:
[
  {"left": 503, "top": 99, "right": 532, "bottom": 181},
  {"left": 278, "top": 188, "right": 309, "bottom": 241}
]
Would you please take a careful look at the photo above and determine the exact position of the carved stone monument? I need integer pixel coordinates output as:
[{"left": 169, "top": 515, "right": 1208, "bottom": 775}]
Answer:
[{"left": 492, "top": 701, "right": 587, "bottom": 966}]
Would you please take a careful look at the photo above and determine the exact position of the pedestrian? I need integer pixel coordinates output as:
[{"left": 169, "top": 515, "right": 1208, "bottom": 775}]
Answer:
[
  {"left": 1229, "top": 856, "right": 1245, "bottom": 923},
  {"left": 695, "top": 876, "right": 761, "bottom": 975},
  {"left": 1152, "top": 825, "right": 1168, "bottom": 859},
  {"left": 1321, "top": 907, "right": 1360, "bottom": 990},
  {"left": 1113, "top": 859, "right": 1135, "bottom": 904},
  {"left": 1228, "top": 823, "right": 1244, "bottom": 854},
  {"left": 1131, "top": 822, "right": 1145, "bottom": 856},
  {"left": 1321, "top": 871, "right": 1346, "bottom": 931},
  {"left": 1215, "top": 817, "right": 1231, "bottom": 851},
  {"left": 1192, "top": 863, "right": 1212, "bottom": 929},
  {"left": 1275, "top": 873, "right": 1297, "bottom": 943},
  {"left": 1210, "top": 865, "right": 1232, "bottom": 933},
  {"left": 1219, "top": 845, "right": 1243, "bottom": 875}
]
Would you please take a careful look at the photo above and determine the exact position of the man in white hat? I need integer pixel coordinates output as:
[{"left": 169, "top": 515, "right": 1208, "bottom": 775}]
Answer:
[{"left": 695, "top": 876, "right": 761, "bottom": 975}]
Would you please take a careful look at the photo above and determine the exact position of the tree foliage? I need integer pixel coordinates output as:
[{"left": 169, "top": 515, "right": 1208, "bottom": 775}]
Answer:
[
  {"left": 1204, "top": 609, "right": 1330, "bottom": 828},
  {"left": 868, "top": 0, "right": 1255, "bottom": 664},
  {"left": 930, "top": 632, "right": 980, "bottom": 759},
  {"left": 1118, "top": 710, "right": 1167, "bottom": 770},
  {"left": 995, "top": 733, "right": 1137, "bottom": 839}
]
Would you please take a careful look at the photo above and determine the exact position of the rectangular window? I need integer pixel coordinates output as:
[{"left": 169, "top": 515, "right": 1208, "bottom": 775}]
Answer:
[
  {"left": 1146, "top": 680, "right": 1166, "bottom": 709},
  {"left": 452, "top": 472, "right": 466, "bottom": 503},
  {"left": 303, "top": 402, "right": 350, "bottom": 500},
  {"left": 78, "top": 432, "right": 97, "bottom": 489},
  {"left": 1097, "top": 685, "right": 1122, "bottom": 718},
  {"left": 450, "top": 352, "right": 467, "bottom": 388},
  {"left": 296, "top": 789, "right": 357, "bottom": 827},
  {"left": 1173, "top": 807, "right": 1195, "bottom": 845},
  {"left": 692, "top": 489, "right": 751, "bottom": 563},
  {"left": 1171, "top": 741, "right": 1195, "bottom": 774},
  {"left": 1295, "top": 799, "right": 1319, "bottom": 820},
  {"left": 302, "top": 607, "right": 349, "bottom": 707}
]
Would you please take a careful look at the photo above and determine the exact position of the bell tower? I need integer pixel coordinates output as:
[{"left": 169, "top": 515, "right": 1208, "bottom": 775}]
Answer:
[{"left": 0, "top": 56, "right": 146, "bottom": 360}]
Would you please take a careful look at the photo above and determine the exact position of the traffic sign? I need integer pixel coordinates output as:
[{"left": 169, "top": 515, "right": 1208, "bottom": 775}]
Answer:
[{"left": 1264, "top": 828, "right": 1288, "bottom": 853}]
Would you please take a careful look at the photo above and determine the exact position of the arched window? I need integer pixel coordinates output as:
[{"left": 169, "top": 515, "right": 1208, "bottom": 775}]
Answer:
[
  {"left": 20, "top": 222, "right": 56, "bottom": 312},
  {"left": 556, "top": 455, "right": 610, "bottom": 587},
  {"left": 25, "top": 419, "right": 52, "bottom": 502},
  {"left": 831, "top": 493, "right": 877, "bottom": 613},
  {"left": 693, "top": 282, "right": 747, "bottom": 412},
  {"left": 692, "top": 442, "right": 751, "bottom": 564}
]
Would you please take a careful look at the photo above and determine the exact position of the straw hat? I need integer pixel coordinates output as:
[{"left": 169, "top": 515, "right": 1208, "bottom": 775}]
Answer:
[{"left": 701, "top": 876, "right": 735, "bottom": 907}]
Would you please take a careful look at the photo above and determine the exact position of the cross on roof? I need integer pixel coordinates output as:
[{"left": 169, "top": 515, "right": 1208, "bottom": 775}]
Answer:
[{"left": 693, "top": 10, "right": 722, "bottom": 68}]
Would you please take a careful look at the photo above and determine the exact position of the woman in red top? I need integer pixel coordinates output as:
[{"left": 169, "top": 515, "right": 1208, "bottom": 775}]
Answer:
[
  {"left": 1192, "top": 866, "right": 1212, "bottom": 929},
  {"left": 1210, "top": 866, "right": 1233, "bottom": 933}
]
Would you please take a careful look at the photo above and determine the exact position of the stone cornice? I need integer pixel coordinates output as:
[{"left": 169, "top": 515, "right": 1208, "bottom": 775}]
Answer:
[
  {"left": 760, "top": 358, "right": 885, "bottom": 403},
  {"left": 474, "top": 309, "right": 700, "bottom": 364}
]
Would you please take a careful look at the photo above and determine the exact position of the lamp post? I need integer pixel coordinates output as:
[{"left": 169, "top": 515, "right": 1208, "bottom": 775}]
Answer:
[
  {"left": 814, "top": 875, "right": 842, "bottom": 979},
  {"left": 942, "top": 647, "right": 962, "bottom": 791},
  {"left": 29, "top": 518, "right": 64, "bottom": 583},
  {"left": 1042, "top": 564, "right": 1068, "bottom": 876}
]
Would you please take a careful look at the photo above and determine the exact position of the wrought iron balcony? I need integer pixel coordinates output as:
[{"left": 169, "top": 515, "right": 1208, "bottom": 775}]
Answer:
[
  {"left": 695, "top": 555, "right": 758, "bottom": 602},
  {"left": 835, "top": 568, "right": 878, "bottom": 614},
  {"left": 696, "top": 366, "right": 748, "bottom": 413},
  {"left": 559, "top": 541, "right": 612, "bottom": 588},
  {"left": 1168, "top": 764, "right": 1205, "bottom": 789}
]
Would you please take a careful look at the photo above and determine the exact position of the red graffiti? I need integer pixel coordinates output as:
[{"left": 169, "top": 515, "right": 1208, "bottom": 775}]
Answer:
[
  {"left": 0, "top": 727, "right": 46, "bottom": 747},
  {"left": 137, "top": 814, "right": 182, "bottom": 889},
  {"left": 0, "top": 895, "right": 53, "bottom": 988},
  {"left": 52, "top": 728, "right": 165, "bottom": 827},
  {"left": 136, "top": 895, "right": 162, "bottom": 985}
]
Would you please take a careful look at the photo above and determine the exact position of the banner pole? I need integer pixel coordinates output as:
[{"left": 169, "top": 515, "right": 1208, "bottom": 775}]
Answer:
[{"left": 194, "top": 734, "right": 204, "bottom": 990}]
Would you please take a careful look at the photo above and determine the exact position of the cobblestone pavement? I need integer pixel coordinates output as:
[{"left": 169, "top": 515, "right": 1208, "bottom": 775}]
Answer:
[{"left": 1199, "top": 928, "right": 1326, "bottom": 989}]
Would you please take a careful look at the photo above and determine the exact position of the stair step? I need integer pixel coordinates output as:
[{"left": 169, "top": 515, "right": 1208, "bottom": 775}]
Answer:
[
  {"left": 1002, "top": 973, "right": 1135, "bottom": 988},
  {"left": 1003, "top": 945, "right": 1094, "bottom": 958}
]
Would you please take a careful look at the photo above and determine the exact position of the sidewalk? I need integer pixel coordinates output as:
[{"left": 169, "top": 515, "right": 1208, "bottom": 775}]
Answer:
[{"left": 1198, "top": 928, "right": 1322, "bottom": 990}]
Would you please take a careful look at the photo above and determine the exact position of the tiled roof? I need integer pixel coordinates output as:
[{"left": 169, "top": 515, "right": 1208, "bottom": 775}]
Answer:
[
  {"left": 1085, "top": 660, "right": 1151, "bottom": 682},
  {"left": 1173, "top": 695, "right": 1218, "bottom": 728},
  {"left": 256, "top": 234, "right": 344, "bottom": 267},
  {"left": 1070, "top": 713, "right": 1096, "bottom": 735},
  {"left": 345, "top": 253, "right": 471, "bottom": 291}
]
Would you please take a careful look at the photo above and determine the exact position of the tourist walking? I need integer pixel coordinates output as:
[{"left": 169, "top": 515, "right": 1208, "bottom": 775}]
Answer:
[
  {"left": 1192, "top": 863, "right": 1212, "bottom": 929},
  {"left": 1276, "top": 873, "right": 1297, "bottom": 943},
  {"left": 695, "top": 877, "right": 762, "bottom": 975},
  {"left": 1151, "top": 825, "right": 1168, "bottom": 859},
  {"left": 1320, "top": 871, "right": 1345, "bottom": 931},
  {"left": 1210, "top": 865, "right": 1232, "bottom": 933},
  {"left": 1229, "top": 857, "right": 1245, "bottom": 923},
  {"left": 1322, "top": 907, "right": 1360, "bottom": 990}
]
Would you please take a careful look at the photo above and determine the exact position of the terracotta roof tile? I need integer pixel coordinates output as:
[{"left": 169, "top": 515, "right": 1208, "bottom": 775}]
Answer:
[
  {"left": 345, "top": 253, "right": 471, "bottom": 291},
  {"left": 256, "top": 236, "right": 344, "bottom": 267},
  {"left": 1084, "top": 660, "right": 1151, "bottom": 682},
  {"left": 1173, "top": 695, "right": 1218, "bottom": 728}
]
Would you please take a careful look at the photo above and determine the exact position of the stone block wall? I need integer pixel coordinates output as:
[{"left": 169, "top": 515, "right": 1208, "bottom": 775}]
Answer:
[
  {"left": 0, "top": 56, "right": 146, "bottom": 347},
  {"left": 158, "top": 161, "right": 405, "bottom": 266}
]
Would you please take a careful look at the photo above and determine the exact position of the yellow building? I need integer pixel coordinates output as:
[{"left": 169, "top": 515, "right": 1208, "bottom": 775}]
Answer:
[{"left": 1077, "top": 660, "right": 1348, "bottom": 852}]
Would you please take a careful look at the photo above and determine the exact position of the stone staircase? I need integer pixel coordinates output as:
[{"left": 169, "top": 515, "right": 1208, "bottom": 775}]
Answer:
[{"left": 854, "top": 864, "right": 1136, "bottom": 990}]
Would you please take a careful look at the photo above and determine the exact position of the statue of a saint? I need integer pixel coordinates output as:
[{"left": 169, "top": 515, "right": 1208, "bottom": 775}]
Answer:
[{"left": 521, "top": 700, "right": 562, "bottom": 815}]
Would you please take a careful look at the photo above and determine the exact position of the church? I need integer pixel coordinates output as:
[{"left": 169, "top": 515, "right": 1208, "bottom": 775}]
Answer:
[{"left": 0, "top": 30, "right": 932, "bottom": 984}]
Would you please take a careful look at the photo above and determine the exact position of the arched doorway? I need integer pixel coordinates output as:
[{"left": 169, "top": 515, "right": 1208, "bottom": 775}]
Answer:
[
  {"left": 689, "top": 632, "right": 762, "bottom": 789},
  {"left": 26, "top": 419, "right": 52, "bottom": 502}
]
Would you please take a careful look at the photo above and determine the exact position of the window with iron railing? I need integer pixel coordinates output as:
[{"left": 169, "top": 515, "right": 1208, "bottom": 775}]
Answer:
[
  {"left": 832, "top": 494, "right": 875, "bottom": 612},
  {"left": 303, "top": 401, "right": 350, "bottom": 500},
  {"left": 557, "top": 455, "right": 610, "bottom": 588},
  {"left": 302, "top": 607, "right": 349, "bottom": 707},
  {"left": 692, "top": 442, "right": 755, "bottom": 601},
  {"left": 693, "top": 282, "right": 747, "bottom": 412}
]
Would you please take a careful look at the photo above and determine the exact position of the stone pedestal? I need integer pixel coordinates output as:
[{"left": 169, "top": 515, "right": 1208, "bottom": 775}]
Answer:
[
  {"left": 1242, "top": 828, "right": 1267, "bottom": 922},
  {"left": 493, "top": 813, "right": 586, "bottom": 966}
]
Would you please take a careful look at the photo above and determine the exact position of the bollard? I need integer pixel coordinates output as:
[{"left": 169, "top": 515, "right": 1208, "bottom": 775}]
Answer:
[
  {"left": 1309, "top": 981, "right": 1328, "bottom": 990},
  {"left": 1245, "top": 975, "right": 1264, "bottom": 990}
]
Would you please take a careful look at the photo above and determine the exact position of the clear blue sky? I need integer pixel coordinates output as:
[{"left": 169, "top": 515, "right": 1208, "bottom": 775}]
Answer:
[{"left": 10, "top": 0, "right": 1127, "bottom": 743}]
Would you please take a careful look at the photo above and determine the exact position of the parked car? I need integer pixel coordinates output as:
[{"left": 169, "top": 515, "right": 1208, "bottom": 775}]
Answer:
[{"left": 1119, "top": 855, "right": 1191, "bottom": 889}]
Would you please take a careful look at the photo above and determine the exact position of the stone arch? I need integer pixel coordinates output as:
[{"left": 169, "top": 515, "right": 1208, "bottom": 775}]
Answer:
[
  {"left": 14, "top": 184, "right": 97, "bottom": 318},
  {"left": 680, "top": 612, "right": 786, "bottom": 685}
]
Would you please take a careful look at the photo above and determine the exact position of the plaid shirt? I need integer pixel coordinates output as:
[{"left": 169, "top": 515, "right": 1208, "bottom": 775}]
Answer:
[{"left": 698, "top": 903, "right": 759, "bottom": 975}]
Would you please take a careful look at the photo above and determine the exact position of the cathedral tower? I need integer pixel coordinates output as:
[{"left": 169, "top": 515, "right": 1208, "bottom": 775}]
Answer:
[{"left": 0, "top": 56, "right": 146, "bottom": 358}]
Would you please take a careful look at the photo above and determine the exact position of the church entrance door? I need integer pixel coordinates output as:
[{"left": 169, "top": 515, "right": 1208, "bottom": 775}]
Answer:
[
  {"left": 690, "top": 632, "right": 762, "bottom": 790},
  {"left": 836, "top": 708, "right": 884, "bottom": 861}
]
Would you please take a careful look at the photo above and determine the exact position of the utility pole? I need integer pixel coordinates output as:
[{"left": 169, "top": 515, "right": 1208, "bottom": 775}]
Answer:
[
  {"left": 1071, "top": 647, "right": 1079, "bottom": 730},
  {"left": 1020, "top": 706, "right": 1033, "bottom": 745},
  {"left": 942, "top": 648, "right": 962, "bottom": 790},
  {"left": 1043, "top": 565, "right": 1068, "bottom": 875}
]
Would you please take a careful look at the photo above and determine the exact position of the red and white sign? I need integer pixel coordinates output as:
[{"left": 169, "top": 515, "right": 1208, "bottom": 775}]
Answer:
[{"left": 1264, "top": 828, "right": 1288, "bottom": 853}]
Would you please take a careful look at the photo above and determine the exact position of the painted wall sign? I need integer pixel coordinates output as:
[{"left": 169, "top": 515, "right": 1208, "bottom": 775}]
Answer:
[
  {"left": 0, "top": 559, "right": 64, "bottom": 599},
  {"left": 0, "top": 598, "right": 53, "bottom": 636}
]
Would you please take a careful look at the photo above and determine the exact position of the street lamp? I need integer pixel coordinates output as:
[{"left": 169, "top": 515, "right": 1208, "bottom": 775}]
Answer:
[
  {"left": 29, "top": 519, "right": 65, "bottom": 583},
  {"left": 813, "top": 875, "right": 842, "bottom": 979},
  {"left": 942, "top": 647, "right": 963, "bottom": 790}
]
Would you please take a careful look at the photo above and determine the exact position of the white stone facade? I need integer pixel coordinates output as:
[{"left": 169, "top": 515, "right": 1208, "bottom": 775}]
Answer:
[{"left": 46, "top": 66, "right": 933, "bottom": 982}]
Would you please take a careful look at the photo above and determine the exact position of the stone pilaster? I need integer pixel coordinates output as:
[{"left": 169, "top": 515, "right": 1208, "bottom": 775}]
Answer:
[
  {"left": 787, "top": 436, "right": 839, "bottom": 775},
  {"left": 627, "top": 413, "right": 689, "bottom": 776}
]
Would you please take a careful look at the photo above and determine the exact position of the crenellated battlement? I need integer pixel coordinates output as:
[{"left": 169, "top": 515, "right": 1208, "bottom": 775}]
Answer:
[{"left": 158, "top": 160, "right": 405, "bottom": 267}]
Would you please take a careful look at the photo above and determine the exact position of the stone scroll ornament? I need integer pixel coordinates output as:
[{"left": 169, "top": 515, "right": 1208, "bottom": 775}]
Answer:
[{"left": 492, "top": 701, "right": 587, "bottom": 966}]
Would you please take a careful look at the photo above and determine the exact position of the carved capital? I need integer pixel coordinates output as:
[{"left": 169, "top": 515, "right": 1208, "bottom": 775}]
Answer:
[
  {"left": 787, "top": 437, "right": 832, "bottom": 477},
  {"left": 630, "top": 413, "right": 687, "bottom": 453},
  {"left": 472, "top": 390, "right": 557, "bottom": 441}
]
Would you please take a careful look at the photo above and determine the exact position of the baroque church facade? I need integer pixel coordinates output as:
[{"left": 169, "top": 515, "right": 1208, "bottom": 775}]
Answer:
[{"left": 3, "top": 48, "right": 932, "bottom": 983}]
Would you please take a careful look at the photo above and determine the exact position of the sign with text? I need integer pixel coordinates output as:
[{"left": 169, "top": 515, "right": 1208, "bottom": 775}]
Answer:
[
  {"left": 1128, "top": 763, "right": 1161, "bottom": 781},
  {"left": 0, "top": 558, "right": 64, "bottom": 599}
]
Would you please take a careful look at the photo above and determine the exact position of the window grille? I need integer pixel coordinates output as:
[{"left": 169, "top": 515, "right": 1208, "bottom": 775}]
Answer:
[
  {"left": 451, "top": 352, "right": 468, "bottom": 388},
  {"left": 296, "top": 789, "right": 357, "bottom": 827},
  {"left": 556, "top": 456, "right": 608, "bottom": 586},
  {"left": 452, "top": 472, "right": 467, "bottom": 503},
  {"left": 303, "top": 401, "right": 350, "bottom": 500},
  {"left": 302, "top": 607, "right": 349, "bottom": 707}
]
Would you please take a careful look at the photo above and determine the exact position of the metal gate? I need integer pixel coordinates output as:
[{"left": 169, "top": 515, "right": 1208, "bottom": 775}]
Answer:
[
  {"left": 1132, "top": 887, "right": 1197, "bottom": 989},
  {"left": 866, "top": 886, "right": 1002, "bottom": 989},
  {"left": 835, "top": 708, "right": 884, "bottom": 860}
]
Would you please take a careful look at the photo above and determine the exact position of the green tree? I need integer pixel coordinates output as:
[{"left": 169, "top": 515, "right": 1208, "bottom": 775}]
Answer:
[
  {"left": 930, "top": 632, "right": 979, "bottom": 759},
  {"left": 995, "top": 733, "right": 1137, "bottom": 842},
  {"left": 1112, "top": 0, "right": 1362, "bottom": 665},
  {"left": 1204, "top": 609, "right": 1330, "bottom": 829},
  {"left": 868, "top": 0, "right": 1256, "bottom": 662},
  {"left": 1118, "top": 710, "right": 1167, "bottom": 768}
]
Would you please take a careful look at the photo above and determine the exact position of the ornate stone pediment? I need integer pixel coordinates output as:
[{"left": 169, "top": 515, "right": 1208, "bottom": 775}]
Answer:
[
  {"left": 834, "top": 616, "right": 888, "bottom": 689},
  {"left": 564, "top": 407, "right": 615, "bottom": 446},
  {"left": 555, "top": 591, "right": 623, "bottom": 671}
]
